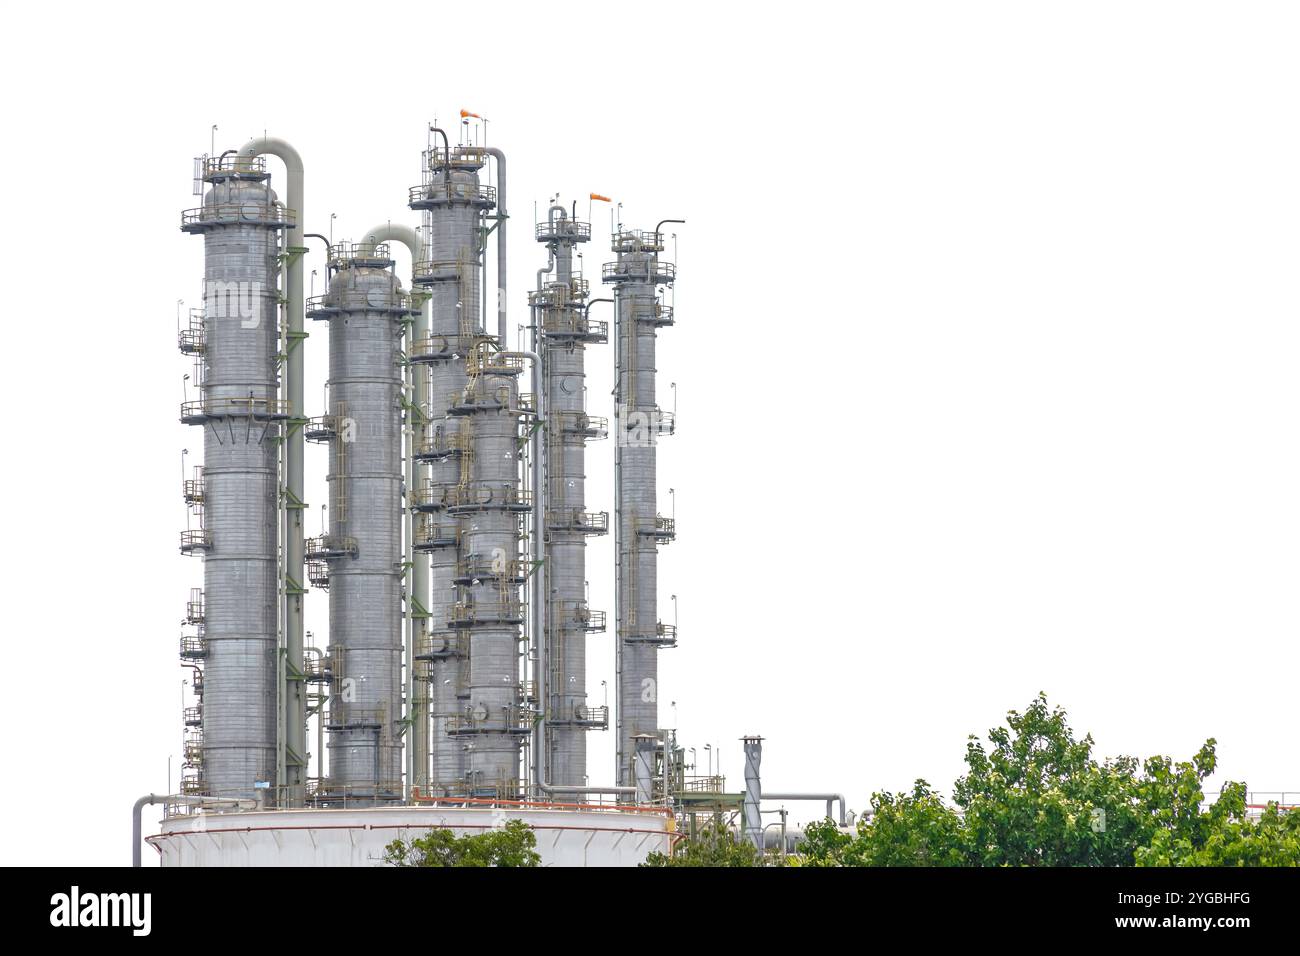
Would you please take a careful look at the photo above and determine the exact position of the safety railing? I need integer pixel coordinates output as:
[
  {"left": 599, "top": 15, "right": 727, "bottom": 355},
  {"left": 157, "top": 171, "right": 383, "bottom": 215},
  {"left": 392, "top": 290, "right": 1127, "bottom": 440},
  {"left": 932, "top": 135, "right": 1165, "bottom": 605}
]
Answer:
[
  {"left": 414, "top": 429, "right": 467, "bottom": 460},
  {"left": 410, "top": 481, "right": 460, "bottom": 511},
  {"left": 445, "top": 484, "right": 533, "bottom": 512},
  {"left": 611, "top": 228, "right": 665, "bottom": 253},
  {"left": 185, "top": 588, "right": 204, "bottom": 624},
  {"left": 182, "top": 705, "right": 202, "bottom": 727},
  {"left": 546, "top": 509, "right": 609, "bottom": 534},
  {"left": 446, "top": 703, "right": 536, "bottom": 736},
  {"left": 328, "top": 241, "right": 391, "bottom": 267},
  {"left": 411, "top": 258, "right": 464, "bottom": 283},
  {"left": 303, "top": 415, "right": 337, "bottom": 443},
  {"left": 448, "top": 600, "right": 525, "bottom": 627},
  {"left": 180, "top": 397, "right": 291, "bottom": 422},
  {"left": 415, "top": 631, "right": 467, "bottom": 661},
  {"left": 680, "top": 774, "right": 727, "bottom": 793},
  {"left": 549, "top": 703, "right": 609, "bottom": 728},
  {"left": 306, "top": 288, "right": 418, "bottom": 316},
  {"left": 183, "top": 729, "right": 204, "bottom": 762},
  {"left": 466, "top": 349, "right": 525, "bottom": 376},
  {"left": 182, "top": 477, "right": 205, "bottom": 505},
  {"left": 455, "top": 556, "right": 532, "bottom": 583},
  {"left": 179, "top": 632, "right": 208, "bottom": 659},
  {"left": 305, "top": 535, "right": 358, "bottom": 560},
  {"left": 447, "top": 386, "right": 535, "bottom": 414},
  {"left": 632, "top": 302, "right": 674, "bottom": 326},
  {"left": 408, "top": 181, "right": 497, "bottom": 207},
  {"left": 634, "top": 515, "right": 676, "bottom": 540},
  {"left": 542, "top": 312, "right": 608, "bottom": 341},
  {"left": 179, "top": 529, "right": 212, "bottom": 553},
  {"left": 178, "top": 769, "right": 205, "bottom": 796},
  {"left": 554, "top": 411, "right": 608, "bottom": 438},
  {"left": 535, "top": 219, "right": 592, "bottom": 242},
  {"left": 324, "top": 703, "right": 387, "bottom": 730},
  {"left": 410, "top": 333, "right": 484, "bottom": 361},
  {"left": 201, "top": 154, "right": 267, "bottom": 179},
  {"left": 413, "top": 517, "right": 459, "bottom": 551},
  {"left": 181, "top": 202, "right": 296, "bottom": 230},
  {"left": 602, "top": 259, "right": 676, "bottom": 282},
  {"left": 178, "top": 308, "right": 205, "bottom": 354}
]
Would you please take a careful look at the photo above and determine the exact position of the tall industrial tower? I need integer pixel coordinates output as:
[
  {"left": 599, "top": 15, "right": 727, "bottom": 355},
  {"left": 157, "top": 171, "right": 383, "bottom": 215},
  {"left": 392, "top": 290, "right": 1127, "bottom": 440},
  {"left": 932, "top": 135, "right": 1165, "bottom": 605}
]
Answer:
[
  {"left": 179, "top": 155, "right": 293, "bottom": 800},
  {"left": 532, "top": 204, "right": 610, "bottom": 793},
  {"left": 305, "top": 242, "right": 415, "bottom": 803},
  {"left": 606, "top": 227, "right": 678, "bottom": 787}
]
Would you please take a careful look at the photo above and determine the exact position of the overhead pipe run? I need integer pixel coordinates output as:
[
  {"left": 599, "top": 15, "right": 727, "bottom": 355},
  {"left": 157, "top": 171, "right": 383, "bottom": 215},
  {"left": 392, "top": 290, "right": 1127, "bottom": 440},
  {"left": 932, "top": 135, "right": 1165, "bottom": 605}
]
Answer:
[{"left": 762, "top": 792, "right": 848, "bottom": 827}]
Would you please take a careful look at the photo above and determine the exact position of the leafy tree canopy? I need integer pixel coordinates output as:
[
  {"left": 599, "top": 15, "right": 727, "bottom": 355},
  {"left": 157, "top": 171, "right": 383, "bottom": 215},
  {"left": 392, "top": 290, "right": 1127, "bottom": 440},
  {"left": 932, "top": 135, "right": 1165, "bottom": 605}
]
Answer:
[
  {"left": 384, "top": 819, "right": 540, "bottom": 867},
  {"left": 796, "top": 694, "right": 1299, "bottom": 867}
]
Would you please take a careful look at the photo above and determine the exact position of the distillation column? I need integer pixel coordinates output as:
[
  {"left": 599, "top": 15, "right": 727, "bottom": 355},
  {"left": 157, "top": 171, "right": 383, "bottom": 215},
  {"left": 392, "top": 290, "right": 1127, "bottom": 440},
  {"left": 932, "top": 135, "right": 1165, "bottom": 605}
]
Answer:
[
  {"left": 409, "top": 145, "right": 498, "bottom": 794},
  {"left": 306, "top": 243, "right": 412, "bottom": 803},
  {"left": 449, "top": 345, "right": 531, "bottom": 796},
  {"left": 532, "top": 207, "right": 609, "bottom": 791},
  {"left": 180, "top": 155, "right": 292, "bottom": 799},
  {"left": 605, "top": 228, "right": 677, "bottom": 787}
]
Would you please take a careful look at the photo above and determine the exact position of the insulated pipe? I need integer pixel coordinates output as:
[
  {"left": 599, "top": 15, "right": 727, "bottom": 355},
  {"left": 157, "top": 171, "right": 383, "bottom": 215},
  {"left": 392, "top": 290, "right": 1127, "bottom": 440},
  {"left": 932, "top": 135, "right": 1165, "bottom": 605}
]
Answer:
[
  {"left": 362, "top": 223, "right": 427, "bottom": 799},
  {"left": 132, "top": 793, "right": 254, "bottom": 867},
  {"left": 484, "top": 148, "right": 508, "bottom": 347},
  {"left": 742, "top": 736, "right": 763, "bottom": 847},
  {"left": 240, "top": 136, "right": 307, "bottom": 806},
  {"left": 762, "top": 792, "right": 848, "bottom": 827}
]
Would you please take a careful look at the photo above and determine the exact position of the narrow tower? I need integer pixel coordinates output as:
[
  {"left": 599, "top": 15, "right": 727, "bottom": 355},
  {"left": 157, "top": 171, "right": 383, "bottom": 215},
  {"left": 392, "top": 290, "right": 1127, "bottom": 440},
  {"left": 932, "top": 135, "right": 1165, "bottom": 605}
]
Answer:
[
  {"left": 408, "top": 144, "right": 500, "bottom": 794},
  {"left": 306, "top": 242, "right": 414, "bottom": 803},
  {"left": 180, "top": 154, "right": 293, "bottom": 799},
  {"left": 532, "top": 205, "right": 609, "bottom": 792},
  {"left": 605, "top": 227, "right": 677, "bottom": 787}
]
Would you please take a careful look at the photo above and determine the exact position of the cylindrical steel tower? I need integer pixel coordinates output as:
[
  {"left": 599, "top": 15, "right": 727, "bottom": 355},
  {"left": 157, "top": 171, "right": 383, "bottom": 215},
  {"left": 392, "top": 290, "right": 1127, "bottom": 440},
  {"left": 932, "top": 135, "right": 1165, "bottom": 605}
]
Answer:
[
  {"left": 532, "top": 207, "right": 609, "bottom": 793},
  {"left": 449, "top": 345, "right": 532, "bottom": 796},
  {"left": 604, "top": 228, "right": 677, "bottom": 787},
  {"left": 409, "top": 145, "right": 499, "bottom": 794},
  {"left": 180, "top": 155, "right": 294, "bottom": 800},
  {"left": 306, "top": 242, "right": 414, "bottom": 803}
]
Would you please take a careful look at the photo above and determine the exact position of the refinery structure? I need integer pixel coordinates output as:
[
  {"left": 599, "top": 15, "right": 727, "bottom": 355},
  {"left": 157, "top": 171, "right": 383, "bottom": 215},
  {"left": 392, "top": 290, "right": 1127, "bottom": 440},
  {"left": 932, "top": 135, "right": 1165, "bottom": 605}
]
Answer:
[{"left": 144, "top": 119, "right": 843, "bottom": 866}]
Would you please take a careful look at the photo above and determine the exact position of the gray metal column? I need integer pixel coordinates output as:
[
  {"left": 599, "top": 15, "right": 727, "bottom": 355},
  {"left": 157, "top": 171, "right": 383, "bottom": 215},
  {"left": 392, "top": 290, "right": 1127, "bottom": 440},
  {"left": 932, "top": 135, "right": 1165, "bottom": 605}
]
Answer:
[
  {"left": 633, "top": 734, "right": 657, "bottom": 805},
  {"left": 533, "top": 207, "right": 608, "bottom": 795},
  {"left": 742, "top": 735, "right": 763, "bottom": 849},
  {"left": 409, "top": 146, "right": 498, "bottom": 794},
  {"left": 605, "top": 229, "right": 677, "bottom": 787},
  {"left": 307, "top": 242, "right": 414, "bottom": 803},
  {"left": 180, "top": 155, "right": 293, "bottom": 800}
]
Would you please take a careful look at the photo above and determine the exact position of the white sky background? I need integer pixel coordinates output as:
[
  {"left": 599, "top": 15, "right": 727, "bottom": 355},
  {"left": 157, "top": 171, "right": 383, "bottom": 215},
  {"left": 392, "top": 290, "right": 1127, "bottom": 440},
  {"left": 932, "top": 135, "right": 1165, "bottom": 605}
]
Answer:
[{"left": 1, "top": 1, "right": 1298, "bottom": 865}]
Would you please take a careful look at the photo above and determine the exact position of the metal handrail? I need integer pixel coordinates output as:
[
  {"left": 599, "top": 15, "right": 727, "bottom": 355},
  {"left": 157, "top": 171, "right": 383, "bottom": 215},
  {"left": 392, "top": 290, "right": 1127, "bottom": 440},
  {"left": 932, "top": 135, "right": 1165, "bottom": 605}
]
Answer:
[
  {"left": 446, "top": 484, "right": 533, "bottom": 510},
  {"left": 535, "top": 219, "right": 592, "bottom": 242},
  {"left": 408, "top": 181, "right": 497, "bottom": 206},
  {"left": 181, "top": 203, "right": 297, "bottom": 229},
  {"left": 411, "top": 481, "right": 460, "bottom": 511},
  {"left": 466, "top": 350, "right": 525, "bottom": 375},
  {"left": 456, "top": 556, "right": 532, "bottom": 581},
  {"left": 182, "top": 478, "right": 205, "bottom": 504},
  {"left": 602, "top": 259, "right": 676, "bottom": 281},
  {"left": 635, "top": 515, "right": 676, "bottom": 538},
  {"left": 202, "top": 155, "right": 267, "bottom": 178},
  {"left": 180, "top": 397, "right": 291, "bottom": 420},
  {"left": 179, "top": 529, "right": 211, "bottom": 551},
  {"left": 179, "top": 634, "right": 208, "bottom": 658},
  {"left": 611, "top": 229, "right": 666, "bottom": 252},
  {"left": 554, "top": 411, "right": 608, "bottom": 437},
  {"left": 307, "top": 289, "right": 417, "bottom": 314},
  {"left": 547, "top": 509, "right": 609, "bottom": 534},
  {"left": 449, "top": 600, "right": 525, "bottom": 625},
  {"left": 447, "top": 386, "right": 535, "bottom": 413},
  {"left": 305, "top": 535, "right": 358, "bottom": 559},
  {"left": 542, "top": 313, "right": 607, "bottom": 339}
]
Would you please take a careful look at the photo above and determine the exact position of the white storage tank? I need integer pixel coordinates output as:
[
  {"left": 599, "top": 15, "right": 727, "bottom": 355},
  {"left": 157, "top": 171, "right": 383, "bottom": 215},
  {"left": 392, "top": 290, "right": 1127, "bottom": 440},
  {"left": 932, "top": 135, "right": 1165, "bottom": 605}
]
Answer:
[{"left": 147, "top": 804, "right": 674, "bottom": 867}]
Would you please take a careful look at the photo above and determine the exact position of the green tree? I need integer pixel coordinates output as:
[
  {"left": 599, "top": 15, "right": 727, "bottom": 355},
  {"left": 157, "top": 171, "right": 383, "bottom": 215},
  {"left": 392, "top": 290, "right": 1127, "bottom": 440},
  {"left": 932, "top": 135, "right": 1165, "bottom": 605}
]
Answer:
[
  {"left": 641, "top": 823, "right": 761, "bottom": 867},
  {"left": 384, "top": 819, "right": 540, "bottom": 867},
  {"left": 795, "top": 693, "right": 1299, "bottom": 867}
]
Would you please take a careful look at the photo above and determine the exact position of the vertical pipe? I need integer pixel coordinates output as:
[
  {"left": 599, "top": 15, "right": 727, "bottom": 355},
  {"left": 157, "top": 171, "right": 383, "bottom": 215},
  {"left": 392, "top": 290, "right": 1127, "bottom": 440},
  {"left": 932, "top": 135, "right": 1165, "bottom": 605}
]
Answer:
[{"left": 240, "top": 137, "right": 307, "bottom": 806}]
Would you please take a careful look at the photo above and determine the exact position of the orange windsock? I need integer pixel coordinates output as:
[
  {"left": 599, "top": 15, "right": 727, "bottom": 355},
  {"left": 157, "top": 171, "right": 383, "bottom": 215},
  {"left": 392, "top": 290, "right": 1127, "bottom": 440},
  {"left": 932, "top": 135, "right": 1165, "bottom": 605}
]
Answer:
[
  {"left": 460, "top": 109, "right": 483, "bottom": 120},
  {"left": 590, "top": 193, "right": 612, "bottom": 202}
]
